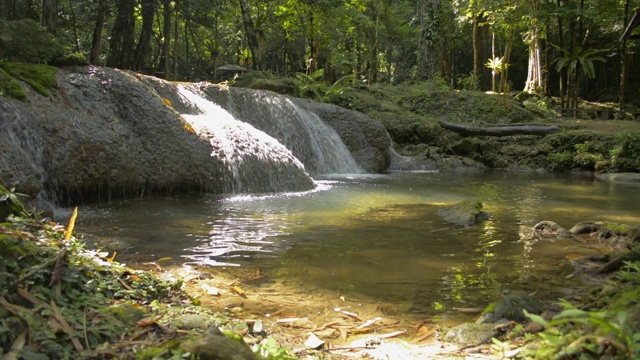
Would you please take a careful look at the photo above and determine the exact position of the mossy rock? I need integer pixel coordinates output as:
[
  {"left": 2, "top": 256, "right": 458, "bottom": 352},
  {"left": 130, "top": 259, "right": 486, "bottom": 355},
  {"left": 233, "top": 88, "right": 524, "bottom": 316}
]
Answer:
[
  {"left": 0, "top": 185, "right": 27, "bottom": 221},
  {"left": 0, "top": 19, "right": 64, "bottom": 63},
  {"left": 444, "top": 323, "right": 497, "bottom": 345},
  {"left": 437, "top": 199, "right": 492, "bottom": 227},
  {"left": 477, "top": 291, "right": 542, "bottom": 324},
  {"left": 0, "top": 67, "right": 26, "bottom": 99},
  {"left": 50, "top": 52, "right": 89, "bottom": 67},
  {"left": 0, "top": 62, "right": 57, "bottom": 97}
]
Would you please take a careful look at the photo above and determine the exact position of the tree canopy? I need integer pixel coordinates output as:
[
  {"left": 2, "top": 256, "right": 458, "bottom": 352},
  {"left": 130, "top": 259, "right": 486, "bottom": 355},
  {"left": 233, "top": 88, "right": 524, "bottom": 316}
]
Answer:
[{"left": 1, "top": 0, "right": 639, "bottom": 106}]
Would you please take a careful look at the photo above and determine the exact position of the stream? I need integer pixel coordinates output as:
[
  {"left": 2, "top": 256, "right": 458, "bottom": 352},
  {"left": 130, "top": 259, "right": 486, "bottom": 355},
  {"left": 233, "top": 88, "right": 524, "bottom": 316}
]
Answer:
[{"left": 73, "top": 170, "right": 640, "bottom": 323}]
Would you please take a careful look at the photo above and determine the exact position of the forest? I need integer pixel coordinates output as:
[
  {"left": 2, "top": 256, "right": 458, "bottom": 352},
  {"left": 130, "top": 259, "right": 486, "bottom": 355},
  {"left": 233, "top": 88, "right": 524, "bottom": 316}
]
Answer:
[{"left": 1, "top": 0, "right": 639, "bottom": 110}]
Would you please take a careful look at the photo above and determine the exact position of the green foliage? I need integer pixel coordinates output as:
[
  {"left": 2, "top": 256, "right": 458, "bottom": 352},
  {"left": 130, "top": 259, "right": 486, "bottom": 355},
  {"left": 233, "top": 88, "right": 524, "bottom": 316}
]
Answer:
[
  {"left": 0, "top": 62, "right": 57, "bottom": 97},
  {"left": 609, "top": 132, "right": 640, "bottom": 172},
  {"left": 521, "top": 262, "right": 640, "bottom": 359},
  {"left": 553, "top": 46, "right": 607, "bottom": 80},
  {"left": 252, "top": 338, "right": 297, "bottom": 360},
  {"left": 0, "top": 19, "right": 64, "bottom": 63}
]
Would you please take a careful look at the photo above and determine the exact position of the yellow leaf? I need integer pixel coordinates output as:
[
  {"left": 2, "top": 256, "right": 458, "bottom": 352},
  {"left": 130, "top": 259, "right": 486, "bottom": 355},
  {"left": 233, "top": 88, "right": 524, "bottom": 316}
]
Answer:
[
  {"left": 64, "top": 207, "right": 78, "bottom": 241},
  {"left": 106, "top": 251, "right": 117, "bottom": 263},
  {"left": 231, "top": 286, "right": 247, "bottom": 298},
  {"left": 184, "top": 123, "right": 196, "bottom": 133},
  {"left": 163, "top": 98, "right": 172, "bottom": 106}
]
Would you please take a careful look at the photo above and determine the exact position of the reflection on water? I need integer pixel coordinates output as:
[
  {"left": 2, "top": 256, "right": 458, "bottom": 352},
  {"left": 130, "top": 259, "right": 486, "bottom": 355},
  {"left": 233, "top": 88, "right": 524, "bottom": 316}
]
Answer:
[{"left": 76, "top": 170, "right": 640, "bottom": 315}]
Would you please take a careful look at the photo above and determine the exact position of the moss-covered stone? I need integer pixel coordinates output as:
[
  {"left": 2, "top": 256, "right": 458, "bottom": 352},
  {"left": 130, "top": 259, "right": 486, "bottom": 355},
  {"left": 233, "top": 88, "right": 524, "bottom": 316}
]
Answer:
[
  {"left": 0, "top": 184, "right": 27, "bottom": 221},
  {"left": 0, "top": 67, "right": 26, "bottom": 99},
  {"left": 0, "top": 62, "right": 57, "bottom": 97},
  {"left": 50, "top": 52, "right": 89, "bottom": 67},
  {"left": 0, "top": 19, "right": 64, "bottom": 63}
]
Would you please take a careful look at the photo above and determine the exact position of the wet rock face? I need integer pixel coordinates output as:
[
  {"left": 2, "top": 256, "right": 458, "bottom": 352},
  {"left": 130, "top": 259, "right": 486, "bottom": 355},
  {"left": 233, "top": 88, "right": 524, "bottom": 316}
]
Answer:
[
  {"left": 2, "top": 67, "right": 348, "bottom": 203},
  {"left": 290, "top": 97, "right": 392, "bottom": 173}
]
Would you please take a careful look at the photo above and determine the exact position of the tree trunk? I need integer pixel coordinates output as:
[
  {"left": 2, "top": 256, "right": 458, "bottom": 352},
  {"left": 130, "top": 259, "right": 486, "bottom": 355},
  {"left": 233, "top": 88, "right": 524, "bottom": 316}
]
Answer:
[
  {"left": 239, "top": 0, "right": 259, "bottom": 70},
  {"left": 42, "top": 0, "right": 57, "bottom": 35},
  {"left": 619, "top": 0, "right": 630, "bottom": 107},
  {"left": 133, "top": 0, "right": 157, "bottom": 71},
  {"left": 472, "top": 13, "right": 491, "bottom": 91},
  {"left": 106, "top": 0, "right": 136, "bottom": 69},
  {"left": 416, "top": 0, "right": 442, "bottom": 80},
  {"left": 440, "top": 122, "right": 561, "bottom": 137},
  {"left": 524, "top": 0, "right": 543, "bottom": 93},
  {"left": 89, "top": 0, "right": 107, "bottom": 65},
  {"left": 161, "top": 0, "right": 172, "bottom": 79}
]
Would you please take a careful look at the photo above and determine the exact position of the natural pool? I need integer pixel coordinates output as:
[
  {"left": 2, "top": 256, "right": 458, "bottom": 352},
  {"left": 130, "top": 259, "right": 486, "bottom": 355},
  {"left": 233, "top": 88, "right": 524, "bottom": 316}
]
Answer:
[{"left": 74, "top": 170, "right": 640, "bottom": 323}]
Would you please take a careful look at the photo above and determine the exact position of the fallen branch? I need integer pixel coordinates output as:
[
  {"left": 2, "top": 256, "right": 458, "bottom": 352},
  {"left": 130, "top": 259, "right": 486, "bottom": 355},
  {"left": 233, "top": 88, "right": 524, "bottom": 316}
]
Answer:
[
  {"left": 11, "top": 248, "right": 68, "bottom": 288},
  {"left": 439, "top": 122, "right": 561, "bottom": 137}
]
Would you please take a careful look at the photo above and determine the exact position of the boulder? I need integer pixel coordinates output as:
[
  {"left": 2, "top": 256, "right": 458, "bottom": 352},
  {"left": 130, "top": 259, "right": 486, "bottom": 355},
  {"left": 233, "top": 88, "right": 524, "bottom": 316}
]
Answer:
[
  {"left": 476, "top": 291, "right": 542, "bottom": 324},
  {"left": 444, "top": 323, "right": 497, "bottom": 345},
  {"left": 437, "top": 199, "right": 492, "bottom": 226}
]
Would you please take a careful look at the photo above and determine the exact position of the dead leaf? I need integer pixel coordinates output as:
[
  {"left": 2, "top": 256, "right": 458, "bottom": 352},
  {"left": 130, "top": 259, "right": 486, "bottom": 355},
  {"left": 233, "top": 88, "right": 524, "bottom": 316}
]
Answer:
[
  {"left": 163, "top": 98, "right": 172, "bottom": 106},
  {"left": 230, "top": 286, "right": 247, "bottom": 298},
  {"left": 106, "top": 251, "right": 117, "bottom": 263},
  {"left": 304, "top": 333, "right": 325, "bottom": 349},
  {"left": 377, "top": 330, "right": 406, "bottom": 339},
  {"left": 337, "top": 310, "right": 361, "bottom": 322},
  {"left": 64, "top": 207, "right": 78, "bottom": 241},
  {"left": 356, "top": 318, "right": 378, "bottom": 330},
  {"left": 136, "top": 317, "right": 156, "bottom": 327},
  {"left": 184, "top": 123, "right": 196, "bottom": 133},
  {"left": 201, "top": 283, "right": 219, "bottom": 296}
]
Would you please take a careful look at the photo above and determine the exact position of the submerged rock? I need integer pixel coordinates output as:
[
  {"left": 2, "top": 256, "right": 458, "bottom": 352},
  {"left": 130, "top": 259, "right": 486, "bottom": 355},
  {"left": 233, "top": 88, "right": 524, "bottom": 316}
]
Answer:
[
  {"left": 437, "top": 199, "right": 492, "bottom": 226},
  {"left": 183, "top": 327, "right": 260, "bottom": 360},
  {"left": 476, "top": 291, "right": 543, "bottom": 324},
  {"left": 444, "top": 323, "right": 497, "bottom": 345}
]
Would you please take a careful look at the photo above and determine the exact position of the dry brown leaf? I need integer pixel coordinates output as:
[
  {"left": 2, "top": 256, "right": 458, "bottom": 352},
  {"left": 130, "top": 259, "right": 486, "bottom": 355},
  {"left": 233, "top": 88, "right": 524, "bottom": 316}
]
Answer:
[{"left": 136, "top": 317, "right": 156, "bottom": 327}]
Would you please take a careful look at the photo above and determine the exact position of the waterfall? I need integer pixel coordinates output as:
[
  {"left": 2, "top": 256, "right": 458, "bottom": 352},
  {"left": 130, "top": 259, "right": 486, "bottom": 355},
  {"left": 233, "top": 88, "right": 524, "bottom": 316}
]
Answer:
[
  {"left": 176, "top": 85, "right": 314, "bottom": 193},
  {"left": 199, "top": 86, "right": 364, "bottom": 176}
]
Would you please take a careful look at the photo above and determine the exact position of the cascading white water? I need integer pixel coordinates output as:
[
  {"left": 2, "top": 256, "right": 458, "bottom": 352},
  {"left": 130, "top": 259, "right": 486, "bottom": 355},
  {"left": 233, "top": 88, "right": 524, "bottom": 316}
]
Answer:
[
  {"left": 176, "top": 85, "right": 313, "bottom": 193},
  {"left": 211, "top": 89, "right": 365, "bottom": 175}
]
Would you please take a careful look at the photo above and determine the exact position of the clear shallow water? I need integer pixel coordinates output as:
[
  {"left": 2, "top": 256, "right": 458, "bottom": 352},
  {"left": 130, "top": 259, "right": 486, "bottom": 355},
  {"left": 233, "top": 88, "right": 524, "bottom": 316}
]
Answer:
[{"left": 75, "top": 170, "right": 640, "bottom": 314}]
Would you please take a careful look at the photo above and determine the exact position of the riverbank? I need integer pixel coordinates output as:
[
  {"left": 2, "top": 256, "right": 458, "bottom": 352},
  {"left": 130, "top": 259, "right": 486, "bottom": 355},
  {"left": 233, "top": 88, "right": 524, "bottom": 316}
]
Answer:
[
  {"left": 237, "top": 73, "right": 640, "bottom": 174},
  {"left": 3, "top": 183, "right": 640, "bottom": 359}
]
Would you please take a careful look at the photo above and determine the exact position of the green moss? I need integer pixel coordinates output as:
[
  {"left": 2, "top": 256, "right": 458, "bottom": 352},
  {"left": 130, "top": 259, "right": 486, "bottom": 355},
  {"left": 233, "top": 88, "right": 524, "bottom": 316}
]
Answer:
[
  {"left": 50, "top": 52, "right": 88, "bottom": 66},
  {"left": 0, "top": 67, "right": 26, "bottom": 99},
  {"left": 0, "top": 62, "right": 56, "bottom": 97},
  {"left": 481, "top": 301, "right": 497, "bottom": 316}
]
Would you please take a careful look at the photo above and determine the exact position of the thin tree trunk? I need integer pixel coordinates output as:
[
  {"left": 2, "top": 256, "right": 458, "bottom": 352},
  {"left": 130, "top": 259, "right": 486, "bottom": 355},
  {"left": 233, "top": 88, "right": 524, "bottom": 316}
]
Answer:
[
  {"left": 173, "top": 1, "right": 179, "bottom": 78},
  {"left": 133, "top": 0, "right": 157, "bottom": 71},
  {"left": 619, "top": 0, "right": 630, "bottom": 108},
  {"left": 161, "top": 0, "right": 171, "bottom": 79},
  {"left": 42, "top": 0, "right": 57, "bottom": 34},
  {"left": 106, "top": 0, "right": 136, "bottom": 69},
  {"left": 416, "top": 0, "right": 442, "bottom": 80},
  {"left": 89, "top": 0, "right": 107, "bottom": 65},
  {"left": 238, "top": 0, "right": 259, "bottom": 70}
]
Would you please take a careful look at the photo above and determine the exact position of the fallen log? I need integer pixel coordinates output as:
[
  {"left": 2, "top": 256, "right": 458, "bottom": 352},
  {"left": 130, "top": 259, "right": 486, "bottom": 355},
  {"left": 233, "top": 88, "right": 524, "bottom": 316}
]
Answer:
[{"left": 439, "top": 122, "right": 561, "bottom": 137}]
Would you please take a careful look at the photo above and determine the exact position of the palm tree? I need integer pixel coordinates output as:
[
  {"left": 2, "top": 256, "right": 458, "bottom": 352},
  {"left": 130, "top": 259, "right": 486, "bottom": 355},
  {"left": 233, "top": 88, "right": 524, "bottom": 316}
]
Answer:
[{"left": 553, "top": 46, "right": 606, "bottom": 112}]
